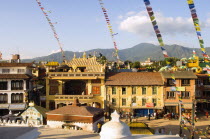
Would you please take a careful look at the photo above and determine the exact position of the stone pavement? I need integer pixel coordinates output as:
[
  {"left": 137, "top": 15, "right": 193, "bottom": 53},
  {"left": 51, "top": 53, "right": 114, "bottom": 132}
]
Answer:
[
  {"left": 0, "top": 126, "right": 36, "bottom": 139},
  {"left": 38, "top": 128, "right": 100, "bottom": 139},
  {"left": 130, "top": 116, "right": 210, "bottom": 139}
]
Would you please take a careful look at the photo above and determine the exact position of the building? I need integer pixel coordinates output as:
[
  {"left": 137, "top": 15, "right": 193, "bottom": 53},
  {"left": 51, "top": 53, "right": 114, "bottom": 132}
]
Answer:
[
  {"left": 195, "top": 74, "right": 210, "bottom": 111},
  {"left": 140, "top": 58, "right": 154, "bottom": 66},
  {"left": 161, "top": 71, "right": 197, "bottom": 114},
  {"left": 105, "top": 72, "right": 164, "bottom": 117},
  {"left": 44, "top": 53, "right": 105, "bottom": 110},
  {"left": 0, "top": 62, "right": 33, "bottom": 115},
  {"left": 21, "top": 102, "right": 48, "bottom": 126},
  {"left": 46, "top": 99, "right": 104, "bottom": 132}
]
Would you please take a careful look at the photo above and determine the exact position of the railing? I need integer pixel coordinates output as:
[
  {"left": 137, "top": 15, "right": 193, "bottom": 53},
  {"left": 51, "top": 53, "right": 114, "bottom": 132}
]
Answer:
[
  {"left": 48, "top": 72, "right": 105, "bottom": 78},
  {"left": 54, "top": 95, "right": 93, "bottom": 100}
]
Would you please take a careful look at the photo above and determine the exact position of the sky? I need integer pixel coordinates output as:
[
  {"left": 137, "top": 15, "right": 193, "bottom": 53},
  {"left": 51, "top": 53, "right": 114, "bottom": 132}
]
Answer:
[{"left": 1, "top": 0, "right": 210, "bottom": 59}]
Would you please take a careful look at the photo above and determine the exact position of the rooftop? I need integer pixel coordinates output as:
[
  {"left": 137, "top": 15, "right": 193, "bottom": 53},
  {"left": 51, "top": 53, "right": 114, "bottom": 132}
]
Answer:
[
  {"left": 105, "top": 72, "right": 164, "bottom": 86},
  {"left": 161, "top": 71, "right": 197, "bottom": 79}
]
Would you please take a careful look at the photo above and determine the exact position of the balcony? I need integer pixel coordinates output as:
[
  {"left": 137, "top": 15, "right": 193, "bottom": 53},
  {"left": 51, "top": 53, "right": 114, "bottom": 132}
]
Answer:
[
  {"left": 47, "top": 72, "right": 105, "bottom": 79},
  {"left": 54, "top": 95, "right": 93, "bottom": 100}
]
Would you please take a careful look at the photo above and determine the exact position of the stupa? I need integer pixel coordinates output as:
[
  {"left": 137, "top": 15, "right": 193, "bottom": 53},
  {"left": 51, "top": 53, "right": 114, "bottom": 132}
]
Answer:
[{"left": 100, "top": 110, "right": 132, "bottom": 139}]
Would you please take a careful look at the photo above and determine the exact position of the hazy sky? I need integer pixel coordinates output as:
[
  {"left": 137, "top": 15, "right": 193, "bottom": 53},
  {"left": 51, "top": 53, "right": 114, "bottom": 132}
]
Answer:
[{"left": 1, "top": 0, "right": 210, "bottom": 59}]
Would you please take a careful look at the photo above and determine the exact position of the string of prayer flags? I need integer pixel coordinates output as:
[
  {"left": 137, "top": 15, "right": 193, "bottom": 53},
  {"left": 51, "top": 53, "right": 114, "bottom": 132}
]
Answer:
[
  {"left": 144, "top": 0, "right": 169, "bottom": 58},
  {"left": 187, "top": 0, "right": 209, "bottom": 61},
  {"left": 35, "top": 0, "right": 66, "bottom": 62},
  {"left": 98, "top": 0, "right": 119, "bottom": 60}
]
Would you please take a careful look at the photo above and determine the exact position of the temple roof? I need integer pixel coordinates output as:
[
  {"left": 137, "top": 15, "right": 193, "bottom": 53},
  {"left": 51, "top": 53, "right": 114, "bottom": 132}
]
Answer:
[{"left": 67, "top": 57, "right": 101, "bottom": 67}]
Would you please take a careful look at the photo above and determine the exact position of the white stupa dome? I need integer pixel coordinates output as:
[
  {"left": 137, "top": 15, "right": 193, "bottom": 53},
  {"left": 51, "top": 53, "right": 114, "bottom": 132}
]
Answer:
[{"left": 100, "top": 110, "right": 132, "bottom": 139}]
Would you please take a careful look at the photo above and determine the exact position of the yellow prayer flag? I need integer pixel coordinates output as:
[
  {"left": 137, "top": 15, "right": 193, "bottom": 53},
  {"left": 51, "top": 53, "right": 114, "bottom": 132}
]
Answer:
[
  {"left": 159, "top": 42, "right": 164, "bottom": 46},
  {"left": 201, "top": 48, "right": 205, "bottom": 51},
  {"left": 195, "top": 26, "right": 201, "bottom": 31},
  {"left": 187, "top": 0, "right": 194, "bottom": 4},
  {"left": 194, "top": 23, "right": 199, "bottom": 27},
  {"left": 150, "top": 16, "right": 155, "bottom": 21},
  {"left": 166, "top": 61, "right": 170, "bottom": 65},
  {"left": 184, "top": 127, "right": 188, "bottom": 130}
]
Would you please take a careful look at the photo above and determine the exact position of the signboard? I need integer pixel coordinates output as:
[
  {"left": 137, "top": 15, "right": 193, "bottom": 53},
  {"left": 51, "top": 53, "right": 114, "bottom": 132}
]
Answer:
[
  {"left": 146, "top": 103, "right": 154, "bottom": 107},
  {"left": 170, "top": 87, "right": 185, "bottom": 91},
  {"left": 197, "top": 99, "right": 207, "bottom": 103}
]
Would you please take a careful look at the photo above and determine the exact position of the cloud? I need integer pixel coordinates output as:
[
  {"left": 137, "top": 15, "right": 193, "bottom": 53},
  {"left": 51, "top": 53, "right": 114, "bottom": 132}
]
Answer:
[
  {"left": 119, "top": 11, "right": 197, "bottom": 37},
  {"left": 126, "top": 11, "right": 136, "bottom": 16},
  {"left": 50, "top": 49, "right": 61, "bottom": 54}
]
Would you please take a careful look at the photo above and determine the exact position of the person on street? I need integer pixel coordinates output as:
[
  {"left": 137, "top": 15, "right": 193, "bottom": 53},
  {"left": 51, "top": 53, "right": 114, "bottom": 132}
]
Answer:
[
  {"left": 148, "top": 113, "right": 151, "bottom": 121},
  {"left": 97, "top": 122, "right": 102, "bottom": 133}
]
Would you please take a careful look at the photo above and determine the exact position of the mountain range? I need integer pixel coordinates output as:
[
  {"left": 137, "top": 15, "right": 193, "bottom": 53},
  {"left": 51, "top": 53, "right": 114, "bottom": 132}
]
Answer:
[{"left": 23, "top": 43, "right": 209, "bottom": 62}]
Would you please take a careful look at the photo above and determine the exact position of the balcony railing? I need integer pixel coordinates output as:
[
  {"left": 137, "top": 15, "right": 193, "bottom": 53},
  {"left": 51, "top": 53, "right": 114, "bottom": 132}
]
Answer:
[
  {"left": 48, "top": 72, "right": 105, "bottom": 78},
  {"left": 54, "top": 95, "right": 93, "bottom": 100}
]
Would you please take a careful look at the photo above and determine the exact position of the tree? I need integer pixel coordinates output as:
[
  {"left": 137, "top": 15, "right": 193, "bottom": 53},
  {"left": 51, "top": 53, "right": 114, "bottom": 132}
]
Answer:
[{"left": 132, "top": 61, "right": 141, "bottom": 68}]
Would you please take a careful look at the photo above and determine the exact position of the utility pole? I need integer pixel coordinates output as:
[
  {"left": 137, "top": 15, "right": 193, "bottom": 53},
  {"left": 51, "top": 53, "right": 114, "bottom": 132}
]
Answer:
[
  {"left": 179, "top": 102, "right": 182, "bottom": 137},
  {"left": 191, "top": 99, "right": 196, "bottom": 139}
]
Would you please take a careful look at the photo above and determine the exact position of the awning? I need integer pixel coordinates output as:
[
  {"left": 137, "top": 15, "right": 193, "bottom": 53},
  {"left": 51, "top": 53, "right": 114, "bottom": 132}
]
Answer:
[
  {"left": 0, "top": 104, "right": 9, "bottom": 109},
  {"left": 183, "top": 104, "right": 192, "bottom": 109},
  {"left": 9, "top": 103, "right": 27, "bottom": 110},
  {"left": 164, "top": 103, "right": 178, "bottom": 106}
]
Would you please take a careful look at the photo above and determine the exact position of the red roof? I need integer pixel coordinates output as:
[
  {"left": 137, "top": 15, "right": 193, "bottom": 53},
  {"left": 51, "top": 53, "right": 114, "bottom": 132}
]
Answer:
[
  {"left": 46, "top": 105, "right": 104, "bottom": 116},
  {"left": 105, "top": 72, "right": 164, "bottom": 86}
]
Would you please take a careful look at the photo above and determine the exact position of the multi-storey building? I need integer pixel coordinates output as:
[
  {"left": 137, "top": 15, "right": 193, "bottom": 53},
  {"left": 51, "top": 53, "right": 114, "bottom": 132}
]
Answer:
[
  {"left": 105, "top": 72, "right": 164, "bottom": 117},
  {"left": 0, "top": 62, "right": 33, "bottom": 115},
  {"left": 44, "top": 53, "right": 105, "bottom": 110},
  {"left": 195, "top": 74, "right": 210, "bottom": 111},
  {"left": 161, "top": 71, "right": 197, "bottom": 114}
]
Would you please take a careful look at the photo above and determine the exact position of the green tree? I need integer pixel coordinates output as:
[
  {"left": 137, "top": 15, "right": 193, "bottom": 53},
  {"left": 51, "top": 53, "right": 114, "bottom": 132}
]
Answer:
[{"left": 132, "top": 61, "right": 141, "bottom": 68}]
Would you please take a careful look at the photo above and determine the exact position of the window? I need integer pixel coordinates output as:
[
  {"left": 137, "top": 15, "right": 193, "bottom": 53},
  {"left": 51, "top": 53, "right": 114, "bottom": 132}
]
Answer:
[
  {"left": 132, "top": 96, "right": 136, "bottom": 103},
  {"left": 204, "top": 91, "right": 210, "bottom": 97},
  {"left": 132, "top": 87, "right": 136, "bottom": 95},
  {"left": 0, "top": 94, "right": 7, "bottom": 104},
  {"left": 203, "top": 78, "right": 210, "bottom": 85},
  {"left": 11, "top": 80, "right": 23, "bottom": 90},
  {"left": 18, "top": 69, "right": 25, "bottom": 73},
  {"left": 122, "top": 98, "right": 126, "bottom": 106},
  {"left": 2, "top": 69, "right": 10, "bottom": 73},
  {"left": 167, "top": 79, "right": 174, "bottom": 86},
  {"left": 122, "top": 87, "right": 126, "bottom": 95},
  {"left": 152, "top": 98, "right": 157, "bottom": 106},
  {"left": 112, "top": 87, "right": 116, "bottom": 95},
  {"left": 49, "top": 101, "right": 55, "bottom": 110},
  {"left": 152, "top": 87, "right": 157, "bottom": 95},
  {"left": 142, "top": 98, "right": 146, "bottom": 106},
  {"left": 0, "top": 81, "right": 7, "bottom": 90},
  {"left": 142, "top": 87, "right": 146, "bottom": 95},
  {"left": 167, "top": 91, "right": 175, "bottom": 99},
  {"left": 112, "top": 98, "right": 116, "bottom": 105},
  {"left": 11, "top": 93, "right": 23, "bottom": 103},
  {"left": 92, "top": 86, "right": 101, "bottom": 95},
  {"left": 49, "top": 86, "right": 58, "bottom": 95},
  {"left": 195, "top": 79, "right": 201, "bottom": 85},
  {"left": 181, "top": 79, "right": 190, "bottom": 86},
  {"left": 181, "top": 91, "right": 190, "bottom": 99}
]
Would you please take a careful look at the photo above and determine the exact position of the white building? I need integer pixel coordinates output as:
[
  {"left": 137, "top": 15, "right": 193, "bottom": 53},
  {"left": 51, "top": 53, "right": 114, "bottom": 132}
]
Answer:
[
  {"left": 0, "top": 61, "right": 33, "bottom": 115},
  {"left": 141, "top": 58, "right": 154, "bottom": 66}
]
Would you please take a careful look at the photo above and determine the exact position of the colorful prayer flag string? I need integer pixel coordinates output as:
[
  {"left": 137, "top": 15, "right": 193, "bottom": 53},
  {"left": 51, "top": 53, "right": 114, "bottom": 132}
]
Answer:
[
  {"left": 98, "top": 0, "right": 119, "bottom": 60},
  {"left": 35, "top": 0, "right": 66, "bottom": 62},
  {"left": 187, "top": 0, "right": 209, "bottom": 62},
  {"left": 143, "top": 0, "right": 169, "bottom": 58}
]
